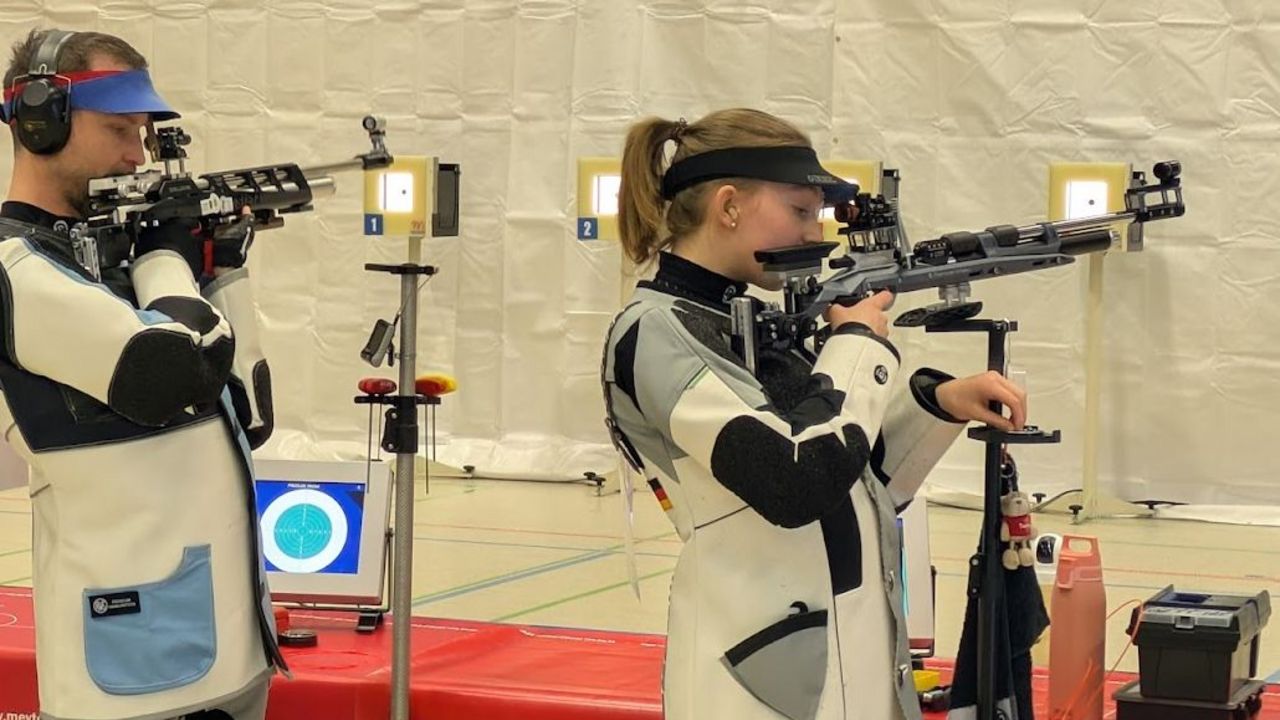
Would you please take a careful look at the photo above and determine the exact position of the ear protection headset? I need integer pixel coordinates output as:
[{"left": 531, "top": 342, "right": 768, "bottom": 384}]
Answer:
[{"left": 12, "top": 30, "right": 77, "bottom": 155}]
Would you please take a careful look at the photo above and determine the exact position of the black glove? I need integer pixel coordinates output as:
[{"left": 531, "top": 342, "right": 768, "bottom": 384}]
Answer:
[
  {"left": 209, "top": 215, "right": 256, "bottom": 270},
  {"left": 133, "top": 216, "right": 204, "bottom": 278}
]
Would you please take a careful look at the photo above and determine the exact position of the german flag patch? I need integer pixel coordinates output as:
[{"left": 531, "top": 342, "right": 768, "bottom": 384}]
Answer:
[{"left": 648, "top": 478, "right": 674, "bottom": 511}]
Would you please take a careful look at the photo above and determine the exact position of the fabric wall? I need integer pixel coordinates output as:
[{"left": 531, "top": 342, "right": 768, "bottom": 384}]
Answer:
[{"left": 0, "top": 1, "right": 1276, "bottom": 520}]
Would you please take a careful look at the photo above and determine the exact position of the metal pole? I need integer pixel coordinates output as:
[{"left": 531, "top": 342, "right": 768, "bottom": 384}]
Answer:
[
  {"left": 1080, "top": 254, "right": 1105, "bottom": 521},
  {"left": 390, "top": 241, "right": 422, "bottom": 720},
  {"left": 976, "top": 323, "right": 1007, "bottom": 720}
]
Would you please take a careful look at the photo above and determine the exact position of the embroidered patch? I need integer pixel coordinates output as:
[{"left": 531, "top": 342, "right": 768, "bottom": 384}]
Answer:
[{"left": 88, "top": 591, "right": 141, "bottom": 618}]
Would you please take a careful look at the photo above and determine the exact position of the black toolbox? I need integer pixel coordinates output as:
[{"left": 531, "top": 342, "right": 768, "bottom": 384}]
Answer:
[{"left": 1126, "top": 586, "right": 1271, "bottom": 704}]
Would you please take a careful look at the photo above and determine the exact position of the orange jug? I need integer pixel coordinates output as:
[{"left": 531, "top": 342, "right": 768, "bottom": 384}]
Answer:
[{"left": 1047, "top": 534, "right": 1106, "bottom": 720}]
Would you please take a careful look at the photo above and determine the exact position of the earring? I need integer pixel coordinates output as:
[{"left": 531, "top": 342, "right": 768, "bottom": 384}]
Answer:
[{"left": 730, "top": 221, "right": 738, "bottom": 229}]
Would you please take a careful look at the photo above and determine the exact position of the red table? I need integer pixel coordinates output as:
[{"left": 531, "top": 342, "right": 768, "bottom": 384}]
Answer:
[{"left": 1, "top": 587, "right": 1276, "bottom": 718}]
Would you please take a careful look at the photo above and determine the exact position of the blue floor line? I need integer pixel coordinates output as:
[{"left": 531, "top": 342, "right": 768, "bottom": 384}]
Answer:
[{"left": 411, "top": 548, "right": 615, "bottom": 608}]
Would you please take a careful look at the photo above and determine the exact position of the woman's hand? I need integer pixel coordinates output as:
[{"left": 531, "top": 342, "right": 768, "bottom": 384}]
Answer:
[
  {"left": 824, "top": 290, "right": 894, "bottom": 338},
  {"left": 935, "top": 371, "right": 1027, "bottom": 431}
]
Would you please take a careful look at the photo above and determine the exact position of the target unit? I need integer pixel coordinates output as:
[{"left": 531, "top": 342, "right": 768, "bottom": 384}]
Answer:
[{"left": 253, "top": 459, "right": 393, "bottom": 605}]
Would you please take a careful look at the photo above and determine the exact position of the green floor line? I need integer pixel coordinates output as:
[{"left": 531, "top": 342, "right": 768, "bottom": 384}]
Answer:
[{"left": 492, "top": 567, "right": 675, "bottom": 622}]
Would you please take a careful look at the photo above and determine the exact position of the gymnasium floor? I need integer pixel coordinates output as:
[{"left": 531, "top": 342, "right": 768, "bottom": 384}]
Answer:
[{"left": 1, "top": 475, "right": 1277, "bottom": 682}]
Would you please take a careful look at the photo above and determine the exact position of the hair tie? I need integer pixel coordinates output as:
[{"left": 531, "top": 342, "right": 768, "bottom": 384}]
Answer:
[{"left": 672, "top": 117, "right": 689, "bottom": 143}]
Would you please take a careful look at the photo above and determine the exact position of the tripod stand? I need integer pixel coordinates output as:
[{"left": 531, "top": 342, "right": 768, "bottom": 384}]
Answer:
[{"left": 926, "top": 316, "right": 1059, "bottom": 720}]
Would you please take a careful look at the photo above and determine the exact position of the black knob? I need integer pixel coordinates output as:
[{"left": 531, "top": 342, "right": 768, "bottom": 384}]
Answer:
[
  {"left": 1032, "top": 492, "right": 1046, "bottom": 504},
  {"left": 832, "top": 202, "right": 854, "bottom": 223},
  {"left": 1153, "top": 161, "right": 1181, "bottom": 182},
  {"left": 1069, "top": 504, "right": 1083, "bottom": 519}
]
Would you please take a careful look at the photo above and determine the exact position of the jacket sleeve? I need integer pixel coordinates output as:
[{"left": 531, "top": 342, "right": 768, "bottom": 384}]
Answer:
[
  {"left": 0, "top": 239, "right": 234, "bottom": 427},
  {"left": 202, "top": 268, "right": 274, "bottom": 449},
  {"left": 871, "top": 367, "right": 967, "bottom": 512},
  {"left": 624, "top": 309, "right": 902, "bottom": 529}
]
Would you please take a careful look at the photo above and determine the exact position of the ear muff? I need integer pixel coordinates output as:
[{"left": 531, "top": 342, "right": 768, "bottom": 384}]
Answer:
[
  {"left": 15, "top": 78, "right": 71, "bottom": 155},
  {"left": 13, "top": 30, "right": 76, "bottom": 155}
]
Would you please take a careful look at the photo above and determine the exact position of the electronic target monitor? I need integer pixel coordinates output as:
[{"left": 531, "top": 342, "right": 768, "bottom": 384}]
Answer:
[{"left": 253, "top": 459, "right": 392, "bottom": 605}]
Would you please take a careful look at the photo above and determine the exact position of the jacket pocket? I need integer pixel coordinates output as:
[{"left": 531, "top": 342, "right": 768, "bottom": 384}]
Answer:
[
  {"left": 82, "top": 544, "right": 216, "bottom": 695},
  {"left": 722, "top": 601, "right": 829, "bottom": 720}
]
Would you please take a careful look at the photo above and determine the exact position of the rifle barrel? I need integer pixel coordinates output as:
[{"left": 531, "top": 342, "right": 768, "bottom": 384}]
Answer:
[
  {"left": 307, "top": 175, "right": 336, "bottom": 200},
  {"left": 301, "top": 158, "right": 365, "bottom": 177}
]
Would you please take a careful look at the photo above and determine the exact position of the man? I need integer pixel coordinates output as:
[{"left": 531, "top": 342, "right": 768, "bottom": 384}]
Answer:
[{"left": 0, "top": 29, "right": 284, "bottom": 720}]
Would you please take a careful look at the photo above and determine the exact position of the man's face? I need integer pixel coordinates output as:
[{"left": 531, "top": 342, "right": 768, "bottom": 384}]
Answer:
[{"left": 46, "top": 55, "right": 149, "bottom": 217}]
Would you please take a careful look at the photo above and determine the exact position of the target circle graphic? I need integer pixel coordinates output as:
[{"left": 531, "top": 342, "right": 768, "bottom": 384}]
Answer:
[{"left": 260, "top": 489, "right": 349, "bottom": 573}]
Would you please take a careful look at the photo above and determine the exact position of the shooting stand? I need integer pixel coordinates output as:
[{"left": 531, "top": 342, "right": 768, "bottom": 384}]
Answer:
[
  {"left": 360, "top": 255, "right": 436, "bottom": 720},
  {"left": 913, "top": 310, "right": 1059, "bottom": 720}
]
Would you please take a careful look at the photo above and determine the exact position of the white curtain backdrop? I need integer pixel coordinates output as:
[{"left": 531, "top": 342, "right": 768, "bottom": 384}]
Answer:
[{"left": 0, "top": 1, "right": 1277, "bottom": 522}]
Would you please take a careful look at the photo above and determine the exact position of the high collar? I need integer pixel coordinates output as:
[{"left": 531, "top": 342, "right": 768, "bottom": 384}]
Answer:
[
  {"left": 642, "top": 251, "right": 749, "bottom": 312},
  {"left": 0, "top": 200, "right": 84, "bottom": 264},
  {"left": 0, "top": 200, "right": 79, "bottom": 235},
  {"left": 0, "top": 201, "right": 132, "bottom": 286}
]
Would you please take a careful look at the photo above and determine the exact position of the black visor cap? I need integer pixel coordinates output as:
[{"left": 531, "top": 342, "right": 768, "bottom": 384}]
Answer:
[{"left": 661, "top": 146, "right": 859, "bottom": 205}]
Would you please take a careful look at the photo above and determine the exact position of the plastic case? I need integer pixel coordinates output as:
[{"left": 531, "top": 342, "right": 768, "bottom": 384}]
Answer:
[{"left": 1126, "top": 586, "right": 1271, "bottom": 704}]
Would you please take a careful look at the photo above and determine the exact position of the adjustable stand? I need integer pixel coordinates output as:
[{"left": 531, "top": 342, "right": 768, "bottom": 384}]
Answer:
[
  {"left": 363, "top": 259, "right": 437, "bottom": 720},
  {"left": 926, "top": 318, "right": 1060, "bottom": 720}
]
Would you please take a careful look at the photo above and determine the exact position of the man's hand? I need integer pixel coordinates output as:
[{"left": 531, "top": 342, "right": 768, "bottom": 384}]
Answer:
[
  {"left": 935, "top": 370, "right": 1028, "bottom": 431},
  {"left": 210, "top": 209, "right": 256, "bottom": 272},
  {"left": 134, "top": 216, "right": 204, "bottom": 278}
]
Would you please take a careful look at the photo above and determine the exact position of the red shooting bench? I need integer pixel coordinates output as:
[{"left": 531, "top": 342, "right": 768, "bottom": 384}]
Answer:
[{"left": 0, "top": 587, "right": 1275, "bottom": 719}]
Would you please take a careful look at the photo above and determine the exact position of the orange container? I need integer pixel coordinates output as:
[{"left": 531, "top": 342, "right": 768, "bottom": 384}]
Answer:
[
  {"left": 274, "top": 604, "right": 291, "bottom": 634},
  {"left": 1048, "top": 535, "right": 1106, "bottom": 720}
]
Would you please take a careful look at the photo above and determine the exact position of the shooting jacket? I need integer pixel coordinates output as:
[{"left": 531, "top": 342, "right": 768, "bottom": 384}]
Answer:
[
  {"left": 0, "top": 204, "right": 284, "bottom": 720},
  {"left": 602, "top": 252, "right": 966, "bottom": 720}
]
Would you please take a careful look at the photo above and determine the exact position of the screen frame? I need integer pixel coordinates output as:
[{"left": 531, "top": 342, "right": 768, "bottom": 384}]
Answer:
[{"left": 253, "top": 458, "right": 393, "bottom": 605}]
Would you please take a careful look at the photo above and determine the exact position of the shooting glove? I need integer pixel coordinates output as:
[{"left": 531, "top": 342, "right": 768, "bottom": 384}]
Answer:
[
  {"left": 210, "top": 215, "right": 256, "bottom": 270},
  {"left": 133, "top": 216, "right": 205, "bottom": 279}
]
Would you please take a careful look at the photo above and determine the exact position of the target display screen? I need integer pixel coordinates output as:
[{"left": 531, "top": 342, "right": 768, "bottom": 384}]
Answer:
[
  {"left": 250, "top": 459, "right": 391, "bottom": 605},
  {"left": 256, "top": 480, "right": 366, "bottom": 575}
]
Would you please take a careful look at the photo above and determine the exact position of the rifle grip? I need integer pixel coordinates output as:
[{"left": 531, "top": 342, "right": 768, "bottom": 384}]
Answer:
[
  {"left": 831, "top": 294, "right": 866, "bottom": 308},
  {"left": 831, "top": 289, "right": 894, "bottom": 310},
  {"left": 202, "top": 237, "right": 215, "bottom": 279}
]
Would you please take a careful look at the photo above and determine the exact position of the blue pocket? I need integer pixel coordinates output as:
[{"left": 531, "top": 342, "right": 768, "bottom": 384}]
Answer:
[{"left": 82, "top": 544, "right": 217, "bottom": 695}]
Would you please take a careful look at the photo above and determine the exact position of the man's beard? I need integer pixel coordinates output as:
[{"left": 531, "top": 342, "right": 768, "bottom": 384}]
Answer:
[{"left": 62, "top": 177, "right": 91, "bottom": 219}]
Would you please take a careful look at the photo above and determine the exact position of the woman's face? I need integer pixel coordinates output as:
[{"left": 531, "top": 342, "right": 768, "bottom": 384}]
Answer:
[{"left": 731, "top": 182, "right": 826, "bottom": 290}]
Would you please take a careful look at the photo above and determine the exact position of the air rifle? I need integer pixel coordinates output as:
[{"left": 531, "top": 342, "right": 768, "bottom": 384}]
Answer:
[
  {"left": 730, "top": 161, "right": 1186, "bottom": 373},
  {"left": 69, "top": 115, "right": 393, "bottom": 279}
]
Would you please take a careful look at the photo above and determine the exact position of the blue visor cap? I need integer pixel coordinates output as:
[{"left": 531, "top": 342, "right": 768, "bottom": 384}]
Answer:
[{"left": 67, "top": 69, "right": 179, "bottom": 121}]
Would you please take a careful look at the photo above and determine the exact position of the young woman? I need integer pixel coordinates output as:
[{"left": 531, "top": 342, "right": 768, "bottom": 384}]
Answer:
[{"left": 601, "top": 108, "right": 1027, "bottom": 720}]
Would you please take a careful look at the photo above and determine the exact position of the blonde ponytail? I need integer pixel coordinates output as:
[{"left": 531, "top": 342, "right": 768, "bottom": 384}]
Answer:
[
  {"left": 617, "top": 109, "right": 812, "bottom": 266},
  {"left": 618, "top": 117, "right": 684, "bottom": 266}
]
